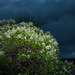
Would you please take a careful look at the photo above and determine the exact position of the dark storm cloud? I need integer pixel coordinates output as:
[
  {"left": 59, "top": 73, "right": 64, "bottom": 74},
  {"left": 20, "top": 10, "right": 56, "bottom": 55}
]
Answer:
[
  {"left": 39, "top": 0, "right": 75, "bottom": 21},
  {"left": 58, "top": 44, "right": 75, "bottom": 58},
  {"left": 0, "top": 0, "right": 75, "bottom": 20},
  {"left": 0, "top": 0, "right": 75, "bottom": 58}
]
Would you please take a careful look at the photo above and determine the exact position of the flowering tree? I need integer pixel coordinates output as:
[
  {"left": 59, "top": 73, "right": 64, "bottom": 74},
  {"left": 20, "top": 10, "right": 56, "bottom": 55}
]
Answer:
[{"left": 0, "top": 20, "right": 75, "bottom": 75}]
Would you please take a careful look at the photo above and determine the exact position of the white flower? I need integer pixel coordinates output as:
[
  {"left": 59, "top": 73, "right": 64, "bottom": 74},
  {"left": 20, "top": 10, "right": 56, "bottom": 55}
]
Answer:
[
  {"left": 24, "top": 36, "right": 26, "bottom": 39},
  {"left": 13, "top": 24, "right": 17, "bottom": 26},
  {"left": 22, "top": 54, "right": 26, "bottom": 56},
  {"left": 21, "top": 27, "right": 25, "bottom": 30},
  {"left": 54, "top": 49, "right": 56, "bottom": 52},
  {"left": 27, "top": 28, "right": 30, "bottom": 31},
  {"left": 43, "top": 35, "right": 45, "bottom": 38},
  {"left": 17, "top": 27, "right": 20, "bottom": 29},
  {"left": 47, "top": 35, "right": 50, "bottom": 37},
  {"left": 18, "top": 34, "right": 22, "bottom": 38},
  {"left": 0, "top": 51, "right": 4, "bottom": 55},
  {"left": 27, "top": 55, "right": 30, "bottom": 58},
  {"left": 31, "top": 30, "right": 35, "bottom": 32},
  {"left": 60, "top": 71, "right": 63, "bottom": 74},
  {"left": 40, "top": 29, "right": 43, "bottom": 32},
  {"left": 4, "top": 32, "right": 7, "bottom": 35},
  {"left": 0, "top": 42, "right": 1, "bottom": 44},
  {"left": 40, "top": 49, "right": 44, "bottom": 53},
  {"left": 55, "top": 57, "right": 57, "bottom": 59},
  {"left": 12, "top": 27, "right": 15, "bottom": 32},
  {"left": 54, "top": 41, "right": 58, "bottom": 45},
  {"left": 45, "top": 45, "right": 51, "bottom": 49},
  {"left": 39, "top": 33, "right": 41, "bottom": 36},
  {"left": 50, "top": 38, "right": 55, "bottom": 42},
  {"left": 36, "top": 35, "right": 38, "bottom": 38},
  {"left": 65, "top": 60, "right": 68, "bottom": 63},
  {"left": 7, "top": 29, "right": 11, "bottom": 33},
  {"left": 56, "top": 60, "right": 58, "bottom": 63},
  {"left": 24, "top": 26, "right": 26, "bottom": 29},
  {"left": 63, "top": 66, "right": 67, "bottom": 72},
  {"left": 33, "top": 29, "right": 35, "bottom": 31},
  {"left": 0, "top": 35, "right": 2, "bottom": 39},
  {"left": 40, "top": 36, "right": 43, "bottom": 39},
  {"left": 30, "top": 36, "right": 33, "bottom": 39},
  {"left": 7, "top": 34, "right": 11, "bottom": 38},
  {"left": 42, "top": 43, "right": 45, "bottom": 46},
  {"left": 13, "top": 43, "right": 16, "bottom": 45},
  {"left": 27, "top": 50, "right": 31, "bottom": 52},
  {"left": 7, "top": 23, "right": 10, "bottom": 26}
]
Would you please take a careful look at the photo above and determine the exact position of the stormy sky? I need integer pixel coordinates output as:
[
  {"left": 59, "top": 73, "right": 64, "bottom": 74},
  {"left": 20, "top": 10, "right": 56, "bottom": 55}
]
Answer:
[{"left": 0, "top": 0, "right": 75, "bottom": 59}]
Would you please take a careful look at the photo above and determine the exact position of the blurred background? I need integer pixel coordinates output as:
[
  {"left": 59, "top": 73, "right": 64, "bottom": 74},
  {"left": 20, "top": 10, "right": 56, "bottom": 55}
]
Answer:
[{"left": 0, "top": 0, "right": 75, "bottom": 59}]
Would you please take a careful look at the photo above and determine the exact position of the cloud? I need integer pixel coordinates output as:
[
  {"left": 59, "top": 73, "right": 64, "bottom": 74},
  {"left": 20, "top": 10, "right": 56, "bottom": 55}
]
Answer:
[{"left": 58, "top": 44, "right": 75, "bottom": 58}]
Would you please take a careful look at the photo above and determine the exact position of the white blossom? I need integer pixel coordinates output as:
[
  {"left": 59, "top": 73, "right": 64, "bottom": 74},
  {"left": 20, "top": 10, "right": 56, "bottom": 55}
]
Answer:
[
  {"left": 50, "top": 38, "right": 54, "bottom": 41},
  {"left": 21, "top": 27, "right": 25, "bottom": 30},
  {"left": 27, "top": 28, "right": 30, "bottom": 31},
  {"left": 22, "top": 54, "right": 26, "bottom": 56},
  {"left": 12, "top": 27, "right": 15, "bottom": 32},
  {"left": 4, "top": 32, "right": 7, "bottom": 35},
  {"left": 42, "top": 43, "right": 45, "bottom": 46},
  {"left": 56, "top": 60, "right": 58, "bottom": 63},
  {"left": 0, "top": 42, "right": 1, "bottom": 44},
  {"left": 43, "top": 35, "right": 45, "bottom": 38},
  {"left": 0, "top": 51, "right": 4, "bottom": 55},
  {"left": 40, "top": 36, "right": 43, "bottom": 39},
  {"left": 54, "top": 41, "right": 58, "bottom": 45},
  {"left": 54, "top": 49, "right": 57, "bottom": 52},
  {"left": 18, "top": 34, "right": 22, "bottom": 38},
  {"left": 0, "top": 35, "right": 2, "bottom": 39},
  {"left": 7, "top": 23, "right": 10, "bottom": 26},
  {"left": 30, "top": 36, "right": 33, "bottom": 39},
  {"left": 32, "top": 33, "right": 34, "bottom": 36},
  {"left": 47, "top": 35, "right": 50, "bottom": 37},
  {"left": 7, "top": 34, "right": 11, "bottom": 38},
  {"left": 17, "top": 27, "right": 20, "bottom": 29},
  {"left": 63, "top": 66, "right": 67, "bottom": 72},
  {"left": 24, "top": 36, "right": 26, "bottom": 39},
  {"left": 24, "top": 26, "right": 26, "bottom": 29},
  {"left": 45, "top": 45, "right": 51, "bottom": 49},
  {"left": 7, "top": 29, "right": 11, "bottom": 33},
  {"left": 27, "top": 50, "right": 31, "bottom": 52},
  {"left": 13, "top": 24, "right": 17, "bottom": 26},
  {"left": 39, "top": 33, "right": 41, "bottom": 36},
  {"left": 40, "top": 49, "right": 44, "bottom": 53},
  {"left": 27, "top": 55, "right": 30, "bottom": 58},
  {"left": 40, "top": 29, "right": 43, "bottom": 32},
  {"left": 60, "top": 71, "right": 63, "bottom": 74},
  {"left": 65, "top": 60, "right": 68, "bottom": 63}
]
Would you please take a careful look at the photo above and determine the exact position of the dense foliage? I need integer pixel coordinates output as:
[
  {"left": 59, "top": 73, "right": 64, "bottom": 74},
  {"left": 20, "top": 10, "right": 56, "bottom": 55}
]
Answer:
[
  {"left": 15, "top": 12, "right": 46, "bottom": 28},
  {"left": 0, "top": 20, "right": 75, "bottom": 75}
]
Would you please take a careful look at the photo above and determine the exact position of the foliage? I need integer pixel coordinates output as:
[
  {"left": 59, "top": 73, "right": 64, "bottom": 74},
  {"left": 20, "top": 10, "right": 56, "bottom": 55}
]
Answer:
[
  {"left": 15, "top": 12, "right": 46, "bottom": 28},
  {"left": 0, "top": 19, "right": 15, "bottom": 27},
  {"left": 0, "top": 20, "right": 75, "bottom": 75}
]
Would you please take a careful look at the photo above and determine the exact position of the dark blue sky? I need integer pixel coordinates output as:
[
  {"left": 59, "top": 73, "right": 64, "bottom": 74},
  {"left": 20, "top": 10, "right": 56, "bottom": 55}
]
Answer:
[{"left": 0, "top": 0, "right": 75, "bottom": 59}]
